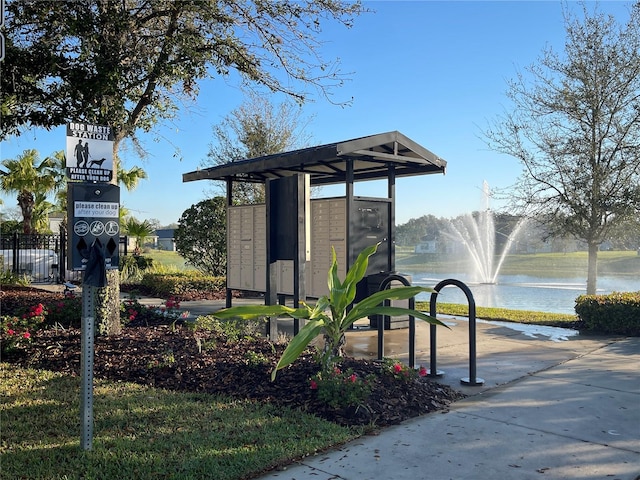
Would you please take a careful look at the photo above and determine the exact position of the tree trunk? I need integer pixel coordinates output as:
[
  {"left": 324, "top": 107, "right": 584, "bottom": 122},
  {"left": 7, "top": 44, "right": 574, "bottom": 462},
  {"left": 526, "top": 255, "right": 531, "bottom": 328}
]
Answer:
[
  {"left": 96, "top": 272, "right": 121, "bottom": 335},
  {"left": 586, "top": 241, "right": 599, "bottom": 295},
  {"left": 99, "top": 139, "right": 122, "bottom": 335},
  {"left": 18, "top": 190, "right": 34, "bottom": 234}
]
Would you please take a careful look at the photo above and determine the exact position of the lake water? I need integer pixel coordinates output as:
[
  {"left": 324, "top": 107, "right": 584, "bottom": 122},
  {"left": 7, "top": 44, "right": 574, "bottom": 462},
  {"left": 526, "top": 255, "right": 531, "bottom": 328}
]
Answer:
[{"left": 409, "top": 272, "right": 640, "bottom": 315}]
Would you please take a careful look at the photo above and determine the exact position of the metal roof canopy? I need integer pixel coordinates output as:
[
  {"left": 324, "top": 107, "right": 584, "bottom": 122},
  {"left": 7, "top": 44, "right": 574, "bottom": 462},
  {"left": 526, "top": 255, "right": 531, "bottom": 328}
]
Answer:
[{"left": 182, "top": 131, "right": 446, "bottom": 185}]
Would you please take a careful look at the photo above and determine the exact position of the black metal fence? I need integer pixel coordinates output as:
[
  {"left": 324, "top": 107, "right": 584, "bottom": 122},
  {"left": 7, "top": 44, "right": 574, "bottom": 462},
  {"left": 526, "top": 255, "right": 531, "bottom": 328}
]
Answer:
[{"left": 1, "top": 231, "right": 127, "bottom": 284}]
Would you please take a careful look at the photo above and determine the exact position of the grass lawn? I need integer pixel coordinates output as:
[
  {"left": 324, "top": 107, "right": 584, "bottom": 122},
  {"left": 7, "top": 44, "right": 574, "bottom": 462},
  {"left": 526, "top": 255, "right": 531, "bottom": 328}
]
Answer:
[
  {"left": 1, "top": 366, "right": 358, "bottom": 480},
  {"left": 422, "top": 302, "right": 579, "bottom": 326},
  {"left": 143, "top": 249, "right": 191, "bottom": 271}
]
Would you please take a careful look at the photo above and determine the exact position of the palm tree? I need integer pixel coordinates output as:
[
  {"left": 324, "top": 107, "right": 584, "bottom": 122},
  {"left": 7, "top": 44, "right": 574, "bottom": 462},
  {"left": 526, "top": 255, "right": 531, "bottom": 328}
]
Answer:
[
  {"left": 46, "top": 150, "right": 70, "bottom": 231},
  {"left": 1, "top": 149, "right": 58, "bottom": 234},
  {"left": 124, "top": 217, "right": 154, "bottom": 255},
  {"left": 31, "top": 192, "right": 56, "bottom": 233},
  {"left": 118, "top": 165, "right": 148, "bottom": 191}
]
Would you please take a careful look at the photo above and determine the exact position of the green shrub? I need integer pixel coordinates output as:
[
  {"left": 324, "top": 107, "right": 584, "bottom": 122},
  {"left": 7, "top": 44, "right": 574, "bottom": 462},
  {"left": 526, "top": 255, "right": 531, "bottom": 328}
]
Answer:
[
  {"left": 1, "top": 303, "right": 47, "bottom": 355},
  {"left": 43, "top": 296, "right": 82, "bottom": 328},
  {"left": 192, "top": 314, "right": 265, "bottom": 343},
  {"left": 120, "top": 255, "right": 155, "bottom": 283},
  {"left": 310, "top": 366, "right": 375, "bottom": 409},
  {"left": 380, "top": 358, "right": 428, "bottom": 382},
  {"left": 575, "top": 291, "right": 640, "bottom": 336},
  {"left": 243, "top": 350, "right": 272, "bottom": 368},
  {"left": 121, "top": 296, "right": 189, "bottom": 327},
  {"left": 0, "top": 268, "right": 30, "bottom": 286},
  {"left": 140, "top": 272, "right": 225, "bottom": 298}
]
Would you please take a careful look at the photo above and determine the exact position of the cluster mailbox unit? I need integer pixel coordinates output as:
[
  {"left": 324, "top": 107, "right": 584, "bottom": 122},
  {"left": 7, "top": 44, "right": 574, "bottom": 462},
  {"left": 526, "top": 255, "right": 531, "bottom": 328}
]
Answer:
[
  {"left": 226, "top": 196, "right": 391, "bottom": 298},
  {"left": 183, "top": 131, "right": 446, "bottom": 334}
]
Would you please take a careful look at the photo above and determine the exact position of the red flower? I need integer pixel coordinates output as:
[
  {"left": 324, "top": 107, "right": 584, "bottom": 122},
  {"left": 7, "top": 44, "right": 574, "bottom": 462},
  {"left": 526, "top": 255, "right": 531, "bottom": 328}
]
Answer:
[
  {"left": 393, "top": 363, "right": 403, "bottom": 373},
  {"left": 166, "top": 298, "right": 180, "bottom": 309},
  {"left": 7, "top": 329, "right": 15, "bottom": 336},
  {"left": 23, "top": 331, "right": 31, "bottom": 339},
  {"left": 419, "top": 366, "right": 427, "bottom": 377},
  {"left": 349, "top": 374, "right": 357, "bottom": 383},
  {"left": 310, "top": 380, "right": 318, "bottom": 390},
  {"left": 32, "top": 304, "right": 44, "bottom": 316}
]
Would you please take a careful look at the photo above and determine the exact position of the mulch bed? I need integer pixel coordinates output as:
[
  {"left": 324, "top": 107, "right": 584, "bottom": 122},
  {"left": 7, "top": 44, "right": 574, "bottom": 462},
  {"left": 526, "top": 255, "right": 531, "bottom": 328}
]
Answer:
[{"left": 2, "top": 286, "right": 465, "bottom": 428}]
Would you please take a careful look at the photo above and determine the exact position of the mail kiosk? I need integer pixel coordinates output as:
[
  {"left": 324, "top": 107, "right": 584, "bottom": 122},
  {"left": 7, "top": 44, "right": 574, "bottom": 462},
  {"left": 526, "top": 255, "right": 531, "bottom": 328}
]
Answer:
[{"left": 183, "top": 131, "right": 447, "bottom": 334}]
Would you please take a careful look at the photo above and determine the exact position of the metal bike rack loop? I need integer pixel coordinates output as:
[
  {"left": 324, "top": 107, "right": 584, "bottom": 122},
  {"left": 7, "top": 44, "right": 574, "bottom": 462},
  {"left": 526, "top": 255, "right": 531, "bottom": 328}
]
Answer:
[
  {"left": 376, "top": 274, "right": 416, "bottom": 368},
  {"left": 429, "top": 279, "right": 484, "bottom": 386}
]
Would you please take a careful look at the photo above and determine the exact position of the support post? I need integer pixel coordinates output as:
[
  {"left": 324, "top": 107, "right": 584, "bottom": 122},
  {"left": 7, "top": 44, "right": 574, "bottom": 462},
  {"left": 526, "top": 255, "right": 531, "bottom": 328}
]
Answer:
[
  {"left": 265, "top": 179, "right": 278, "bottom": 340},
  {"left": 293, "top": 174, "right": 309, "bottom": 335},
  {"left": 225, "top": 178, "right": 234, "bottom": 308},
  {"left": 80, "top": 285, "right": 96, "bottom": 450},
  {"left": 345, "top": 159, "right": 354, "bottom": 271},
  {"left": 387, "top": 164, "right": 396, "bottom": 272}
]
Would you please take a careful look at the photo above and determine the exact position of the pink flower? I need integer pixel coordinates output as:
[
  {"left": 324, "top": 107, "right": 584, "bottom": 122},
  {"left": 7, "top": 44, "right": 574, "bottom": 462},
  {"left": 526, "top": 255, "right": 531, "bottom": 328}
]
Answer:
[
  {"left": 23, "top": 331, "right": 31, "bottom": 339},
  {"left": 419, "top": 366, "right": 427, "bottom": 377},
  {"left": 393, "top": 363, "right": 403, "bottom": 374},
  {"left": 349, "top": 374, "right": 357, "bottom": 383},
  {"left": 310, "top": 380, "right": 318, "bottom": 390},
  {"left": 7, "top": 329, "right": 15, "bottom": 336},
  {"left": 334, "top": 367, "right": 341, "bottom": 375}
]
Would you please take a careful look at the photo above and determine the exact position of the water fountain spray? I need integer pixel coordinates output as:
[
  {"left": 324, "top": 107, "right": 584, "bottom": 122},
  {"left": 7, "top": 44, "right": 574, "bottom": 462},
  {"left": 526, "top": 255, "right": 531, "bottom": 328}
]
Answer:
[{"left": 448, "top": 181, "right": 525, "bottom": 284}]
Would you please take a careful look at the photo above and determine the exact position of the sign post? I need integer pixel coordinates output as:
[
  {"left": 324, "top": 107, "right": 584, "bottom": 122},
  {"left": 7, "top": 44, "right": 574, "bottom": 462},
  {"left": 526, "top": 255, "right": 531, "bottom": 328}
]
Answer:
[
  {"left": 80, "top": 286, "right": 96, "bottom": 450},
  {"left": 66, "top": 122, "right": 118, "bottom": 451},
  {"left": 67, "top": 182, "right": 119, "bottom": 451}
]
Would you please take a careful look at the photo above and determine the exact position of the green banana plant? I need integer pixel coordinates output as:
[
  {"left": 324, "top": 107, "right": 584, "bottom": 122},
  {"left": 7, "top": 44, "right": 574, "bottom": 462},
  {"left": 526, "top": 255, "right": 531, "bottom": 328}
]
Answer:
[{"left": 213, "top": 243, "right": 447, "bottom": 380}]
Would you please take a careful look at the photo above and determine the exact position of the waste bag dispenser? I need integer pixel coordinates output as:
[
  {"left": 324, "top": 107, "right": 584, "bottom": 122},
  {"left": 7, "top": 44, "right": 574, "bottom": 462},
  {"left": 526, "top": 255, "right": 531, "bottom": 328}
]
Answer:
[
  {"left": 67, "top": 183, "right": 120, "bottom": 272},
  {"left": 366, "top": 272, "right": 413, "bottom": 330}
]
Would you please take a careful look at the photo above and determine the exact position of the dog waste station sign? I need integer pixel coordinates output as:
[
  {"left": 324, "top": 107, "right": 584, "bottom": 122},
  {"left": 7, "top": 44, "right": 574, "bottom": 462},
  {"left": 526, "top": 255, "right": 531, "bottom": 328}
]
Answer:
[
  {"left": 66, "top": 122, "right": 114, "bottom": 182},
  {"left": 65, "top": 122, "right": 119, "bottom": 451}
]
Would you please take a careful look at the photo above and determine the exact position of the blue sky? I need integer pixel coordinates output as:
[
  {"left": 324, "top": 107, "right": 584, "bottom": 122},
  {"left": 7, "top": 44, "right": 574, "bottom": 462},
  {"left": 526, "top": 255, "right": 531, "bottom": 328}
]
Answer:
[{"left": 1, "top": 1, "right": 634, "bottom": 226}]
